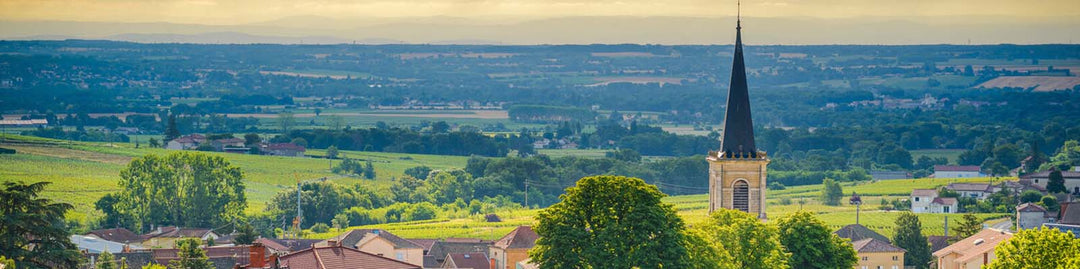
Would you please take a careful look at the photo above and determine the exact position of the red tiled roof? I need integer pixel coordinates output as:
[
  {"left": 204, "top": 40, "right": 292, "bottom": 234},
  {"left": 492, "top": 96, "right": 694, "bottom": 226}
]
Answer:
[
  {"left": 277, "top": 246, "right": 421, "bottom": 269},
  {"left": 406, "top": 238, "right": 438, "bottom": 251},
  {"left": 1062, "top": 202, "right": 1080, "bottom": 225},
  {"left": 444, "top": 252, "right": 490, "bottom": 269},
  {"left": 1017, "top": 203, "right": 1047, "bottom": 212},
  {"left": 493, "top": 226, "right": 538, "bottom": 250},
  {"left": 87, "top": 228, "right": 143, "bottom": 243},
  {"left": 932, "top": 197, "right": 958, "bottom": 206},
  {"left": 911, "top": 189, "right": 937, "bottom": 197},
  {"left": 933, "top": 229, "right": 1012, "bottom": 264}
]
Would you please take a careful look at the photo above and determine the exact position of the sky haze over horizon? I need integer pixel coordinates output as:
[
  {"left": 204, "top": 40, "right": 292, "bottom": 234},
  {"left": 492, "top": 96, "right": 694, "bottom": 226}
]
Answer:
[{"left": 1, "top": 0, "right": 1079, "bottom": 44}]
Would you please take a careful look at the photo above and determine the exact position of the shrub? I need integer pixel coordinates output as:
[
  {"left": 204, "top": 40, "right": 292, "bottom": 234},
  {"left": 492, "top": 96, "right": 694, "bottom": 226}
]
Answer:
[{"left": 310, "top": 223, "right": 330, "bottom": 233}]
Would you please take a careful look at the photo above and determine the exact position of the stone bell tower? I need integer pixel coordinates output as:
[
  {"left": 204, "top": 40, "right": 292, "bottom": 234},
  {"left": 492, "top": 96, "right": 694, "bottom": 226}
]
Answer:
[{"left": 707, "top": 15, "right": 769, "bottom": 219}]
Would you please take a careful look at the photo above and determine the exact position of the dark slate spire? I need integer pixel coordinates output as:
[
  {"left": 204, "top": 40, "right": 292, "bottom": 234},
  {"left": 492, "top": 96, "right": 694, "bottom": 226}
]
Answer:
[{"left": 720, "top": 15, "right": 757, "bottom": 157}]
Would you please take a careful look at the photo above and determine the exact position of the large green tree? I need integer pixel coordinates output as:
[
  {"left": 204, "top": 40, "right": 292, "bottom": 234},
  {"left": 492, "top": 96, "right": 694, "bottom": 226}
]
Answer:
[
  {"left": 690, "top": 209, "right": 790, "bottom": 269},
  {"left": 986, "top": 228, "right": 1080, "bottom": 269},
  {"left": 775, "top": 211, "right": 857, "bottom": 269},
  {"left": 0, "top": 181, "right": 82, "bottom": 269},
  {"left": 820, "top": 178, "right": 843, "bottom": 206},
  {"left": 1047, "top": 169, "right": 1067, "bottom": 193},
  {"left": 530, "top": 175, "right": 689, "bottom": 268},
  {"left": 268, "top": 180, "right": 362, "bottom": 229},
  {"left": 426, "top": 170, "right": 475, "bottom": 204},
  {"left": 951, "top": 213, "right": 983, "bottom": 242},
  {"left": 168, "top": 239, "right": 214, "bottom": 269},
  {"left": 115, "top": 152, "right": 246, "bottom": 231},
  {"left": 893, "top": 213, "right": 932, "bottom": 269}
]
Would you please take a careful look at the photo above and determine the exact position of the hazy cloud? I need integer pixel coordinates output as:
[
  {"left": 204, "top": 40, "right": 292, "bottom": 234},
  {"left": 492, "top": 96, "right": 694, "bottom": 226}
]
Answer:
[{"left": 0, "top": 0, "right": 1077, "bottom": 25}]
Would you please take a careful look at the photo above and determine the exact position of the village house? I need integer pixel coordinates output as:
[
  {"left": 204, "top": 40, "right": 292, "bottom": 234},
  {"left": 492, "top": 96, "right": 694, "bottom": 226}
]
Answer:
[
  {"left": 489, "top": 226, "right": 538, "bottom": 269},
  {"left": 852, "top": 238, "right": 905, "bottom": 269},
  {"left": 933, "top": 165, "right": 984, "bottom": 178},
  {"left": 426, "top": 238, "right": 493, "bottom": 266},
  {"left": 944, "top": 183, "right": 998, "bottom": 200},
  {"left": 274, "top": 245, "right": 421, "bottom": 269},
  {"left": 1016, "top": 203, "right": 1054, "bottom": 230},
  {"left": 441, "top": 252, "right": 491, "bottom": 269},
  {"left": 315, "top": 229, "right": 425, "bottom": 266},
  {"left": 210, "top": 137, "right": 245, "bottom": 151},
  {"left": 933, "top": 228, "right": 1013, "bottom": 269},
  {"left": 85, "top": 228, "right": 144, "bottom": 245},
  {"left": 1020, "top": 167, "right": 1080, "bottom": 195},
  {"left": 833, "top": 224, "right": 907, "bottom": 269},
  {"left": 140, "top": 226, "right": 221, "bottom": 249},
  {"left": 264, "top": 143, "right": 306, "bottom": 157},
  {"left": 911, "top": 189, "right": 958, "bottom": 213},
  {"left": 253, "top": 238, "right": 319, "bottom": 256},
  {"left": 165, "top": 134, "right": 206, "bottom": 150}
]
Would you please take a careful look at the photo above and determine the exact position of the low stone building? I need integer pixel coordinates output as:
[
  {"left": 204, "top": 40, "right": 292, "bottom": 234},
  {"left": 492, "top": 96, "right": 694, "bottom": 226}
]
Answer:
[{"left": 1016, "top": 203, "right": 1053, "bottom": 230}]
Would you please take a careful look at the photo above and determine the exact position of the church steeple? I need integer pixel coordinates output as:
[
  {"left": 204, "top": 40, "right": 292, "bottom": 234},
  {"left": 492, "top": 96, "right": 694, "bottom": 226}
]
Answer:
[{"left": 720, "top": 12, "right": 757, "bottom": 158}]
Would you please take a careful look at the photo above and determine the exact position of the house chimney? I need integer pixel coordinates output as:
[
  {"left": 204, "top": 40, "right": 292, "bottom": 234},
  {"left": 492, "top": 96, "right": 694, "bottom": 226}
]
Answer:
[
  {"left": 249, "top": 243, "right": 267, "bottom": 268},
  {"left": 326, "top": 240, "right": 338, "bottom": 247}
]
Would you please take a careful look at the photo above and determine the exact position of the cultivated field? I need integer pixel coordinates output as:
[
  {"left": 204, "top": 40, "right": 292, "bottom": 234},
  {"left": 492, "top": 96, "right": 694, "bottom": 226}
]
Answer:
[
  {"left": 977, "top": 76, "right": 1080, "bottom": 92},
  {"left": 0, "top": 134, "right": 468, "bottom": 223}
]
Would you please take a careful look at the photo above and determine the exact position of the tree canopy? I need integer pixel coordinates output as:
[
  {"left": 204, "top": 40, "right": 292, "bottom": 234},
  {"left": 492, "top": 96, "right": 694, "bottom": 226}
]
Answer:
[
  {"left": 986, "top": 228, "right": 1080, "bottom": 269},
  {"left": 0, "top": 181, "right": 82, "bottom": 269},
  {"left": 530, "top": 175, "right": 689, "bottom": 268},
  {"left": 689, "top": 209, "right": 791, "bottom": 269},
  {"left": 774, "top": 211, "right": 857, "bottom": 269},
  {"left": 113, "top": 152, "right": 246, "bottom": 231},
  {"left": 893, "top": 212, "right": 932, "bottom": 269}
]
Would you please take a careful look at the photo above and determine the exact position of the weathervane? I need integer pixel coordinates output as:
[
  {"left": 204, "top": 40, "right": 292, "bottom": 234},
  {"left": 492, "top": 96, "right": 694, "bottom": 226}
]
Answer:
[{"left": 737, "top": 0, "right": 741, "bottom": 29}]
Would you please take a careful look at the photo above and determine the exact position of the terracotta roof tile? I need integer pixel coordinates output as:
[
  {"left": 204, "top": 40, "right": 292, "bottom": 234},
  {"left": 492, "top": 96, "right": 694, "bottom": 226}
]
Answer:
[
  {"left": 444, "top": 252, "right": 490, "bottom": 269},
  {"left": 932, "top": 229, "right": 1012, "bottom": 264},
  {"left": 493, "top": 226, "right": 538, "bottom": 250},
  {"left": 278, "top": 246, "right": 421, "bottom": 269},
  {"left": 852, "top": 238, "right": 906, "bottom": 253}
]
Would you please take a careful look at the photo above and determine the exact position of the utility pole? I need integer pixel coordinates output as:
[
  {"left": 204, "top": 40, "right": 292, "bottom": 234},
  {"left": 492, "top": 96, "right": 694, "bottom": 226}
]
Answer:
[
  {"left": 944, "top": 215, "right": 949, "bottom": 238},
  {"left": 849, "top": 192, "right": 863, "bottom": 225},
  {"left": 524, "top": 181, "right": 529, "bottom": 209}
]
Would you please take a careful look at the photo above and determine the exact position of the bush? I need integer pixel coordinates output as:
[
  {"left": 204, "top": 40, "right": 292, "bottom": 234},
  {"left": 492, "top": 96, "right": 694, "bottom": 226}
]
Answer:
[
  {"left": 0, "top": 148, "right": 14, "bottom": 154},
  {"left": 485, "top": 214, "right": 502, "bottom": 222},
  {"left": 405, "top": 202, "right": 439, "bottom": 221},
  {"left": 310, "top": 223, "right": 330, "bottom": 233}
]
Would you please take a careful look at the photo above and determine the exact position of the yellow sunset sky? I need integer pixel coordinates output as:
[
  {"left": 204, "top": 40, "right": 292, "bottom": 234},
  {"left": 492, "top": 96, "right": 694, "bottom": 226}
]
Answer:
[{"left": 1, "top": 0, "right": 1078, "bottom": 24}]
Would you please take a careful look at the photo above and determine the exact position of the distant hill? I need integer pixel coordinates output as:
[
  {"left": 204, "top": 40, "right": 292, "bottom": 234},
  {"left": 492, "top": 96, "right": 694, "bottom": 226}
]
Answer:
[{"left": 3, "top": 15, "right": 1080, "bottom": 45}]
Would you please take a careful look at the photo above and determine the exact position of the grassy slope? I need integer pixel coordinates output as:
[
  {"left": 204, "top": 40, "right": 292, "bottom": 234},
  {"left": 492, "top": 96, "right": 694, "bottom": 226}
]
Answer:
[{"left": 0, "top": 134, "right": 468, "bottom": 223}]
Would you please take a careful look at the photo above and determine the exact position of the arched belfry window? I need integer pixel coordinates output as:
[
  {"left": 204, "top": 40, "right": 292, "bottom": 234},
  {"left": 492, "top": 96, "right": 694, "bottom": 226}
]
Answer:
[{"left": 733, "top": 180, "right": 749, "bottom": 212}]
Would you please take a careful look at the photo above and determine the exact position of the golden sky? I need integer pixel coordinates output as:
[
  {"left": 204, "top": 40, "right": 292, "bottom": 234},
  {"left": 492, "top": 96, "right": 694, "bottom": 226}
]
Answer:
[{"left": 1, "top": 0, "right": 1078, "bottom": 25}]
